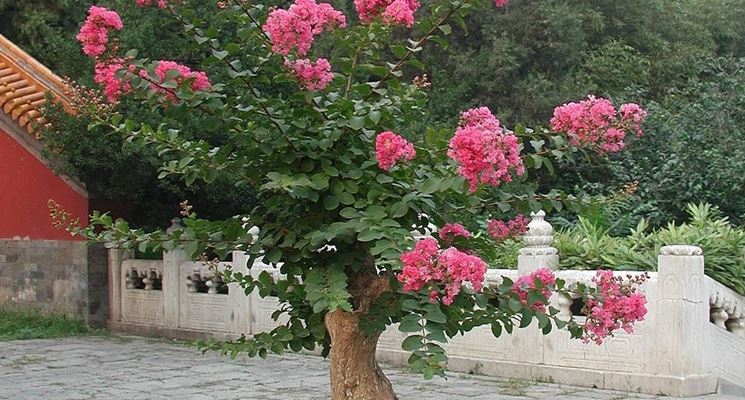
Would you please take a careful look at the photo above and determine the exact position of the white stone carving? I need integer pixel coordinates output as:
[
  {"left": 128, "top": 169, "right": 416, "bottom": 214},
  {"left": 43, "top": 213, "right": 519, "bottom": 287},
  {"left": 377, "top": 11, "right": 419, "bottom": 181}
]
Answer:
[
  {"left": 660, "top": 245, "right": 703, "bottom": 256},
  {"left": 519, "top": 210, "right": 558, "bottom": 256}
]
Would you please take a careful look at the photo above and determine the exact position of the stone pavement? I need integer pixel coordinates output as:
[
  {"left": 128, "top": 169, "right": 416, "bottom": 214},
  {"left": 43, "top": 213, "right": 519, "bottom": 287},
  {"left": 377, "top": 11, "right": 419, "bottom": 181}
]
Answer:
[{"left": 0, "top": 336, "right": 740, "bottom": 400}]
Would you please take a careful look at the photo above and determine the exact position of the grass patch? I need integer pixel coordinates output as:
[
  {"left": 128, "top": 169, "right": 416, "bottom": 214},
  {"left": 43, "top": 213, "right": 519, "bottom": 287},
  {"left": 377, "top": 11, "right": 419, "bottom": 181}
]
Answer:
[{"left": 0, "top": 307, "right": 102, "bottom": 341}]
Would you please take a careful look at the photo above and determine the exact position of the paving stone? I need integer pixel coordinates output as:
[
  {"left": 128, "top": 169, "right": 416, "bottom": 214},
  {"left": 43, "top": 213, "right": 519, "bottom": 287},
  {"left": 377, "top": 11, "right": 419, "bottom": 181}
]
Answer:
[{"left": 0, "top": 336, "right": 737, "bottom": 400}]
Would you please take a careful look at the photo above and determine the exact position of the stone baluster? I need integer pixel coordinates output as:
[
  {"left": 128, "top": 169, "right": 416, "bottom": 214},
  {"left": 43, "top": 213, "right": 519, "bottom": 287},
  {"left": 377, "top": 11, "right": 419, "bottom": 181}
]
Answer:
[
  {"left": 726, "top": 317, "right": 745, "bottom": 337},
  {"left": 143, "top": 270, "right": 157, "bottom": 290},
  {"left": 206, "top": 277, "right": 217, "bottom": 294},
  {"left": 125, "top": 269, "right": 134, "bottom": 289},
  {"left": 517, "top": 210, "right": 558, "bottom": 276},
  {"left": 186, "top": 273, "right": 200, "bottom": 293},
  {"left": 709, "top": 296, "right": 729, "bottom": 329},
  {"left": 557, "top": 293, "right": 574, "bottom": 319}
]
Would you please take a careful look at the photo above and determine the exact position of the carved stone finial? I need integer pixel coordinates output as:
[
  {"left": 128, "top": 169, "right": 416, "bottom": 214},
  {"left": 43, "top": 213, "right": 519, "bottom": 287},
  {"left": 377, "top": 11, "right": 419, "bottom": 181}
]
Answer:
[
  {"left": 167, "top": 218, "right": 182, "bottom": 234},
  {"left": 519, "top": 210, "right": 557, "bottom": 256},
  {"left": 660, "top": 245, "right": 703, "bottom": 256}
]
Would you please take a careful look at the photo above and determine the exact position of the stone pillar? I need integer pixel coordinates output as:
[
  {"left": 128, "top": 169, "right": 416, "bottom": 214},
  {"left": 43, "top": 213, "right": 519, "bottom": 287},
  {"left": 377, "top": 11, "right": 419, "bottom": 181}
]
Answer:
[
  {"left": 107, "top": 246, "right": 131, "bottom": 325},
  {"left": 513, "top": 210, "right": 558, "bottom": 365},
  {"left": 229, "top": 250, "right": 252, "bottom": 335},
  {"left": 517, "top": 210, "right": 558, "bottom": 275},
  {"left": 650, "top": 245, "right": 717, "bottom": 396},
  {"left": 163, "top": 218, "right": 188, "bottom": 329}
]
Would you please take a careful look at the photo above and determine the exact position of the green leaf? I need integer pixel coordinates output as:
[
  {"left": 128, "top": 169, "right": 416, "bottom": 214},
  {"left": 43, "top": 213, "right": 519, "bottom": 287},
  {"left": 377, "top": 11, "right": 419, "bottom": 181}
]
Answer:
[
  {"left": 323, "top": 195, "right": 340, "bottom": 210},
  {"left": 424, "top": 305, "right": 447, "bottom": 323},
  {"left": 401, "top": 335, "right": 424, "bottom": 351},
  {"left": 398, "top": 318, "right": 422, "bottom": 333},
  {"left": 490, "top": 322, "right": 503, "bottom": 337}
]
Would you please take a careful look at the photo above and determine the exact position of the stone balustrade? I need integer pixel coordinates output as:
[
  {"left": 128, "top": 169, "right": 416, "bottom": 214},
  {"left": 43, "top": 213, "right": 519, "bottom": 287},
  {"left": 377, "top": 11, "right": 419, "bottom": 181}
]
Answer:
[{"left": 107, "top": 215, "right": 745, "bottom": 396}]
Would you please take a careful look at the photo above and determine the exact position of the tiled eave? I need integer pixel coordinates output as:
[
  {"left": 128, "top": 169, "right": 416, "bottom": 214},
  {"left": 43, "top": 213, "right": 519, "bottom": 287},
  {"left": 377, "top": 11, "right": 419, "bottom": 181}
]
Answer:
[{"left": 0, "top": 34, "right": 71, "bottom": 138}]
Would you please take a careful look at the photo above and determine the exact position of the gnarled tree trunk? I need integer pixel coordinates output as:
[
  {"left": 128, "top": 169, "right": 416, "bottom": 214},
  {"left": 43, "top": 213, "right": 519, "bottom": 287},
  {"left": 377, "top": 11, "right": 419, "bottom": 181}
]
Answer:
[{"left": 325, "top": 268, "right": 397, "bottom": 400}]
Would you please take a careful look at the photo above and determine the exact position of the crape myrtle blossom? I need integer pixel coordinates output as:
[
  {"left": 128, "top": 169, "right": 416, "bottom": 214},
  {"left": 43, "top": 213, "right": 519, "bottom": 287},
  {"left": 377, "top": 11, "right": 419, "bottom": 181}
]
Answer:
[
  {"left": 263, "top": 0, "right": 346, "bottom": 56},
  {"left": 355, "top": 0, "right": 420, "bottom": 27},
  {"left": 76, "top": 6, "right": 124, "bottom": 58},
  {"left": 285, "top": 58, "right": 334, "bottom": 91},
  {"left": 582, "top": 270, "right": 648, "bottom": 344},
  {"left": 94, "top": 60, "right": 136, "bottom": 103},
  {"left": 487, "top": 214, "right": 528, "bottom": 242},
  {"left": 138, "top": 60, "right": 211, "bottom": 102},
  {"left": 397, "top": 238, "right": 487, "bottom": 305},
  {"left": 512, "top": 268, "right": 556, "bottom": 312},
  {"left": 551, "top": 96, "right": 648, "bottom": 154},
  {"left": 438, "top": 223, "right": 471, "bottom": 244},
  {"left": 448, "top": 107, "right": 525, "bottom": 192},
  {"left": 375, "top": 131, "right": 416, "bottom": 171}
]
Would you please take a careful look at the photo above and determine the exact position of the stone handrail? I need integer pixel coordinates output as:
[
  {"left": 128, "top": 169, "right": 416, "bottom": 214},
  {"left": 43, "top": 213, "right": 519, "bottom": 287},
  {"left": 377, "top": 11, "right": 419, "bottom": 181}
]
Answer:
[{"left": 705, "top": 275, "right": 745, "bottom": 336}]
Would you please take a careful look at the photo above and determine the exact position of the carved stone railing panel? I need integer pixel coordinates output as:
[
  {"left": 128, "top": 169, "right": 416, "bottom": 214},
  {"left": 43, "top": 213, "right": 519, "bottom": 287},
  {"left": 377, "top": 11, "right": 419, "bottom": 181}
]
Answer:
[
  {"left": 120, "top": 260, "right": 164, "bottom": 325},
  {"left": 178, "top": 261, "right": 233, "bottom": 333},
  {"left": 704, "top": 275, "right": 745, "bottom": 337}
]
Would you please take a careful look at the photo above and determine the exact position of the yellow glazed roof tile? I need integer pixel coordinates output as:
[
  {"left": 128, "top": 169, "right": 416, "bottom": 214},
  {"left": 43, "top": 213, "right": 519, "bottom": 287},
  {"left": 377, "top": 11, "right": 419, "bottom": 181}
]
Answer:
[{"left": 0, "top": 34, "right": 71, "bottom": 138}]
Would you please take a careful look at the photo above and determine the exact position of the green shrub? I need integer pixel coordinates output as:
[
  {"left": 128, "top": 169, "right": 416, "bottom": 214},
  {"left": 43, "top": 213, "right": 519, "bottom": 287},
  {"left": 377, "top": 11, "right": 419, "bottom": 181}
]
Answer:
[{"left": 554, "top": 203, "right": 745, "bottom": 295}]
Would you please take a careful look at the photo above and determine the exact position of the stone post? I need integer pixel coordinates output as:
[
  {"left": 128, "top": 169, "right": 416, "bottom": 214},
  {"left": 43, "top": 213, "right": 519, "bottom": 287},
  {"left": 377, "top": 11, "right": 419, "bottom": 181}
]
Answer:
[
  {"left": 517, "top": 210, "right": 558, "bottom": 275},
  {"left": 230, "top": 250, "right": 252, "bottom": 335},
  {"left": 650, "top": 245, "right": 717, "bottom": 396},
  {"left": 107, "top": 246, "right": 131, "bottom": 326},
  {"left": 163, "top": 218, "right": 188, "bottom": 329},
  {"left": 513, "top": 210, "right": 558, "bottom": 364}
]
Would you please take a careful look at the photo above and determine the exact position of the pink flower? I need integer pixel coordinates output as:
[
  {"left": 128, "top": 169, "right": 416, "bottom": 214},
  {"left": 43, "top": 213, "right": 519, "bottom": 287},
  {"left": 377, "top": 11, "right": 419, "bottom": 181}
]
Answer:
[
  {"left": 375, "top": 131, "right": 416, "bottom": 171},
  {"left": 487, "top": 214, "right": 528, "bottom": 242},
  {"left": 619, "top": 103, "right": 647, "bottom": 137},
  {"left": 448, "top": 107, "right": 524, "bottom": 192},
  {"left": 551, "top": 96, "right": 647, "bottom": 154},
  {"left": 494, "top": 0, "right": 509, "bottom": 7},
  {"left": 76, "top": 6, "right": 124, "bottom": 58},
  {"left": 438, "top": 223, "right": 471, "bottom": 243},
  {"left": 93, "top": 60, "right": 136, "bottom": 103},
  {"left": 135, "top": 0, "right": 169, "bottom": 8},
  {"left": 513, "top": 268, "right": 556, "bottom": 311},
  {"left": 582, "top": 270, "right": 648, "bottom": 344},
  {"left": 397, "top": 238, "right": 487, "bottom": 305},
  {"left": 263, "top": 0, "right": 346, "bottom": 56},
  {"left": 285, "top": 58, "right": 334, "bottom": 91},
  {"left": 381, "top": 0, "right": 416, "bottom": 27},
  {"left": 355, "top": 0, "right": 420, "bottom": 27}
]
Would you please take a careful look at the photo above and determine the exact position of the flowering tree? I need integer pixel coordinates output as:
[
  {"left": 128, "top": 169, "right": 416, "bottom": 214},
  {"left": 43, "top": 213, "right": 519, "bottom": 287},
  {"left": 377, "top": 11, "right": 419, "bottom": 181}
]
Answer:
[{"left": 61, "top": 1, "right": 650, "bottom": 399}]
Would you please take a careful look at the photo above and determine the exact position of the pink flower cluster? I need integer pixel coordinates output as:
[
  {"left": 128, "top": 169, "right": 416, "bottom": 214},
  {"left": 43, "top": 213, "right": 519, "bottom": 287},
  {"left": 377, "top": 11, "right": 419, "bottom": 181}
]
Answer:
[
  {"left": 375, "top": 131, "right": 416, "bottom": 171},
  {"left": 135, "top": 0, "right": 169, "bottom": 8},
  {"left": 448, "top": 107, "right": 524, "bottom": 192},
  {"left": 355, "top": 0, "right": 420, "bottom": 27},
  {"left": 512, "top": 268, "right": 556, "bottom": 311},
  {"left": 138, "top": 60, "right": 211, "bottom": 102},
  {"left": 94, "top": 60, "right": 135, "bottom": 103},
  {"left": 285, "top": 58, "right": 334, "bottom": 91},
  {"left": 494, "top": 0, "right": 509, "bottom": 7},
  {"left": 398, "top": 238, "right": 487, "bottom": 305},
  {"left": 438, "top": 223, "right": 471, "bottom": 244},
  {"left": 487, "top": 214, "right": 529, "bottom": 242},
  {"left": 582, "top": 270, "right": 648, "bottom": 345},
  {"left": 76, "top": 6, "right": 123, "bottom": 58},
  {"left": 263, "top": 0, "right": 346, "bottom": 56},
  {"left": 551, "top": 96, "right": 648, "bottom": 153}
]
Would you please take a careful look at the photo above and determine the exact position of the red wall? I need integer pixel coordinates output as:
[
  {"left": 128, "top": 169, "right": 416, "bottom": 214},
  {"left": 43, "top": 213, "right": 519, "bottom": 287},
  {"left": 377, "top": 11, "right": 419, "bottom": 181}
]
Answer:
[{"left": 0, "top": 128, "right": 88, "bottom": 240}]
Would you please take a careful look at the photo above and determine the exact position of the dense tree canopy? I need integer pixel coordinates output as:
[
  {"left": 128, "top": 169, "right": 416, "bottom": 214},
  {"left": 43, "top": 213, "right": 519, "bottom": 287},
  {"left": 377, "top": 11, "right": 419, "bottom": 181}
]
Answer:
[{"left": 3, "top": 0, "right": 745, "bottom": 226}]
